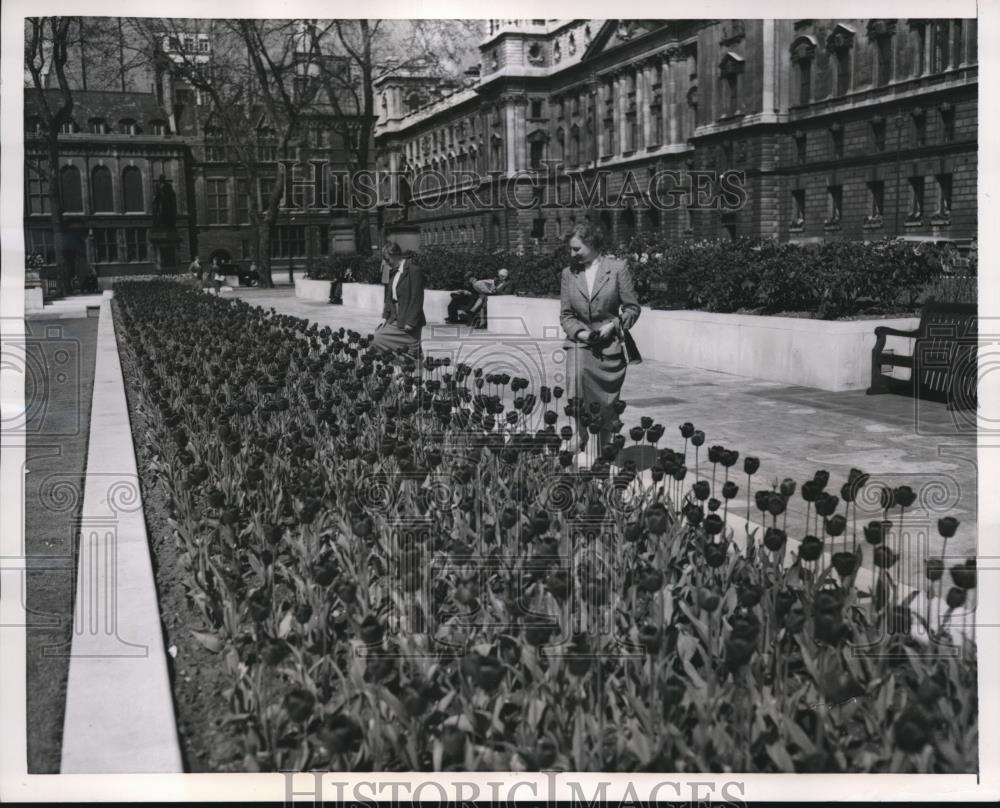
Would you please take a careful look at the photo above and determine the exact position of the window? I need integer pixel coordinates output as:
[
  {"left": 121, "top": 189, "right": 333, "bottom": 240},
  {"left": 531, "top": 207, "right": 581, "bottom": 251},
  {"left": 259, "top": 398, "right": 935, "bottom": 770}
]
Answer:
[
  {"left": 794, "top": 132, "right": 807, "bottom": 163},
  {"left": 907, "top": 176, "right": 925, "bottom": 222},
  {"left": 241, "top": 239, "right": 253, "bottom": 260},
  {"left": 876, "top": 36, "right": 893, "bottom": 87},
  {"left": 830, "top": 125, "right": 844, "bottom": 159},
  {"left": 799, "top": 58, "right": 812, "bottom": 104},
  {"left": 724, "top": 73, "right": 739, "bottom": 116},
  {"left": 835, "top": 50, "right": 850, "bottom": 95},
  {"left": 90, "top": 118, "right": 109, "bottom": 134},
  {"left": 27, "top": 173, "right": 50, "bottom": 215},
  {"left": 531, "top": 100, "right": 543, "bottom": 119},
  {"left": 206, "top": 178, "right": 229, "bottom": 225},
  {"left": 940, "top": 104, "right": 956, "bottom": 142},
  {"left": 28, "top": 229, "right": 55, "bottom": 264},
  {"left": 557, "top": 98, "right": 565, "bottom": 119},
  {"left": 124, "top": 228, "right": 148, "bottom": 262},
  {"left": 571, "top": 126, "right": 581, "bottom": 166},
  {"left": 952, "top": 20, "right": 964, "bottom": 67},
  {"left": 933, "top": 174, "right": 952, "bottom": 221},
  {"left": 872, "top": 117, "right": 887, "bottom": 151},
  {"left": 259, "top": 177, "right": 276, "bottom": 208},
  {"left": 866, "top": 181, "right": 884, "bottom": 225},
  {"left": 555, "top": 128, "right": 565, "bottom": 162},
  {"left": 60, "top": 119, "right": 78, "bottom": 134},
  {"left": 205, "top": 127, "right": 226, "bottom": 162},
  {"left": 60, "top": 166, "right": 83, "bottom": 213},
  {"left": 149, "top": 120, "right": 168, "bottom": 136},
  {"left": 530, "top": 140, "right": 544, "bottom": 169},
  {"left": 257, "top": 128, "right": 278, "bottom": 161},
  {"left": 792, "top": 189, "right": 806, "bottom": 228},
  {"left": 93, "top": 228, "right": 119, "bottom": 263},
  {"left": 650, "top": 97, "right": 663, "bottom": 145},
  {"left": 603, "top": 113, "right": 615, "bottom": 156},
  {"left": 913, "top": 110, "right": 927, "bottom": 146},
  {"left": 26, "top": 116, "right": 44, "bottom": 135},
  {"left": 122, "top": 166, "right": 144, "bottom": 212},
  {"left": 531, "top": 216, "right": 545, "bottom": 239},
  {"left": 318, "top": 227, "right": 329, "bottom": 255},
  {"left": 930, "top": 20, "right": 950, "bottom": 73},
  {"left": 271, "top": 225, "right": 306, "bottom": 257},
  {"left": 236, "top": 178, "right": 251, "bottom": 224},
  {"left": 119, "top": 118, "right": 140, "bottom": 135},
  {"left": 825, "top": 185, "right": 842, "bottom": 226}
]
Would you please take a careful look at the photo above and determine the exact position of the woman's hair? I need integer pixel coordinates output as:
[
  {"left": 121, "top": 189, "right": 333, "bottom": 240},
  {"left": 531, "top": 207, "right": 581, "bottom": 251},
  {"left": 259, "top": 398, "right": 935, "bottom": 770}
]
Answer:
[{"left": 568, "top": 221, "right": 605, "bottom": 252}]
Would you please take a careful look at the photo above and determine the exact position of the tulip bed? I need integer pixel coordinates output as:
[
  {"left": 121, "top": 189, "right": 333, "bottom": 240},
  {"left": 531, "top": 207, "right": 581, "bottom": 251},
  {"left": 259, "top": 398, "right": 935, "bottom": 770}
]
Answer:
[{"left": 114, "top": 281, "right": 977, "bottom": 773}]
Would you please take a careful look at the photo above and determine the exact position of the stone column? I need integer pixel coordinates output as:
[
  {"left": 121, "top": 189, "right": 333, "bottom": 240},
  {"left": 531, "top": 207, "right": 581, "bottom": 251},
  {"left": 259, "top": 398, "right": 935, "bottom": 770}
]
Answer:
[
  {"left": 513, "top": 95, "right": 529, "bottom": 171},
  {"left": 617, "top": 70, "right": 628, "bottom": 155},
  {"left": 596, "top": 80, "right": 608, "bottom": 157},
  {"left": 664, "top": 53, "right": 678, "bottom": 145},
  {"left": 636, "top": 64, "right": 648, "bottom": 150},
  {"left": 505, "top": 101, "right": 517, "bottom": 174}
]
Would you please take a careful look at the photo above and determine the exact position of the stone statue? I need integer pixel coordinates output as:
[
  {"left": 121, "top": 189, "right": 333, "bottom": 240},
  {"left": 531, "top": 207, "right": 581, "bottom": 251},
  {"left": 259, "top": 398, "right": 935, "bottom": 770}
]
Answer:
[{"left": 152, "top": 174, "right": 177, "bottom": 229}]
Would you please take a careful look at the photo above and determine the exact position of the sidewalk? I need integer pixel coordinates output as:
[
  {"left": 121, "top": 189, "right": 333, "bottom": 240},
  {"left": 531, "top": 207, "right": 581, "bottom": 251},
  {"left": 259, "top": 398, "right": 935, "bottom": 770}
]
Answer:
[{"left": 229, "top": 288, "right": 978, "bottom": 583}]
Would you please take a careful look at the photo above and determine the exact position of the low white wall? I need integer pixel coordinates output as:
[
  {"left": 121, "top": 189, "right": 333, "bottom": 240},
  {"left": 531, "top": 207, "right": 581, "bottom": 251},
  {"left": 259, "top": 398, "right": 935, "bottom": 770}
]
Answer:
[
  {"left": 333, "top": 285, "right": 918, "bottom": 391},
  {"left": 486, "top": 294, "right": 919, "bottom": 392},
  {"left": 295, "top": 277, "right": 333, "bottom": 301},
  {"left": 25, "top": 287, "right": 44, "bottom": 313},
  {"left": 342, "top": 283, "right": 452, "bottom": 323}
]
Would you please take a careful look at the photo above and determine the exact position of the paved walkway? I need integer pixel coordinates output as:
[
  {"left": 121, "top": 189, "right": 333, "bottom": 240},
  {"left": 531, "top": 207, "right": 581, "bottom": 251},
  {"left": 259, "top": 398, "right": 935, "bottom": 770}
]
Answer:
[{"left": 230, "top": 288, "right": 978, "bottom": 583}]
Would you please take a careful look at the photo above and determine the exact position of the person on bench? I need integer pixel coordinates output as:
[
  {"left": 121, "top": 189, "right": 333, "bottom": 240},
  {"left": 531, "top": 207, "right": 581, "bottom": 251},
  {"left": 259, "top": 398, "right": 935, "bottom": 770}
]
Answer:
[{"left": 468, "top": 269, "right": 513, "bottom": 329}]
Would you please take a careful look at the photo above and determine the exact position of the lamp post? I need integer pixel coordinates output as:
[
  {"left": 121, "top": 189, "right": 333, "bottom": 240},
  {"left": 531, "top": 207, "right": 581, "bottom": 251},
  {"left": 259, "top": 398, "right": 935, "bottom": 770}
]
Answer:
[{"left": 893, "top": 112, "right": 905, "bottom": 236}]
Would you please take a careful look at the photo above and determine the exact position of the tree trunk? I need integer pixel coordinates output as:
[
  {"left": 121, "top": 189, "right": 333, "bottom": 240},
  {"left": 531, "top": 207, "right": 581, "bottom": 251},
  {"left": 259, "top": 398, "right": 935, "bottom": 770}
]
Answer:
[
  {"left": 46, "top": 141, "right": 70, "bottom": 296},
  {"left": 257, "top": 222, "right": 274, "bottom": 288}
]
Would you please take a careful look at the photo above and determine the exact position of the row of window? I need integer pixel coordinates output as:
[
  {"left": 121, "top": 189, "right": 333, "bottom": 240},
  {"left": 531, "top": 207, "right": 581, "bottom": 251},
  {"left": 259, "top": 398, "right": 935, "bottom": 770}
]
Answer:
[
  {"left": 26, "top": 116, "right": 169, "bottom": 136},
  {"left": 27, "top": 227, "right": 149, "bottom": 265},
  {"left": 27, "top": 165, "right": 146, "bottom": 216},
  {"left": 792, "top": 173, "right": 953, "bottom": 230}
]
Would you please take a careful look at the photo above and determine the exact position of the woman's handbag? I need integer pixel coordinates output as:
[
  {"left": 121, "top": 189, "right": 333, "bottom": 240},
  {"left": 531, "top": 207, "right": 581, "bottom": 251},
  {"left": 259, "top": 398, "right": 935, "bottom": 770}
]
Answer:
[{"left": 619, "top": 323, "right": 643, "bottom": 364}]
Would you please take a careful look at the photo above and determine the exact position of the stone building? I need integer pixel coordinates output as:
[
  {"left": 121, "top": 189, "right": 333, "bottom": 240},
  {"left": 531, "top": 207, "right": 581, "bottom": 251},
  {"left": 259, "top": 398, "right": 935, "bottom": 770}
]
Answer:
[{"left": 373, "top": 18, "right": 977, "bottom": 252}]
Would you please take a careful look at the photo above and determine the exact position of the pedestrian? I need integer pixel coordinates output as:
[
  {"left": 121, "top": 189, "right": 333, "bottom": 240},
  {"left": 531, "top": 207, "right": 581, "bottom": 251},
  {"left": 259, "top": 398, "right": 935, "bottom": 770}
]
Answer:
[
  {"left": 189, "top": 256, "right": 201, "bottom": 278},
  {"left": 329, "top": 263, "right": 344, "bottom": 305},
  {"left": 371, "top": 242, "right": 425, "bottom": 358},
  {"left": 210, "top": 258, "right": 225, "bottom": 295},
  {"left": 560, "top": 222, "right": 641, "bottom": 469},
  {"left": 446, "top": 273, "right": 479, "bottom": 324}
]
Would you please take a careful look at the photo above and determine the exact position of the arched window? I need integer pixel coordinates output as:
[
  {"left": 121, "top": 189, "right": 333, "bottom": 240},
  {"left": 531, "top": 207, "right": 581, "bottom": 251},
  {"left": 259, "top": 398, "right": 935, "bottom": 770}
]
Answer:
[
  {"left": 60, "top": 119, "right": 78, "bottom": 134},
  {"left": 25, "top": 116, "right": 44, "bottom": 135},
  {"left": 149, "top": 119, "right": 169, "bottom": 136},
  {"left": 122, "top": 166, "right": 144, "bottom": 212},
  {"left": 89, "top": 117, "right": 109, "bottom": 134},
  {"left": 91, "top": 165, "right": 114, "bottom": 212},
  {"left": 119, "top": 118, "right": 140, "bottom": 135},
  {"left": 60, "top": 165, "right": 83, "bottom": 212}
]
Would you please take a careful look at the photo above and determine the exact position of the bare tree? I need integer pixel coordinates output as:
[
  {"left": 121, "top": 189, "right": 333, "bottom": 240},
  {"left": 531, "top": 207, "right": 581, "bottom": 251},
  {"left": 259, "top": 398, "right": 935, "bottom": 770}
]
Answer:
[{"left": 24, "top": 17, "right": 78, "bottom": 295}]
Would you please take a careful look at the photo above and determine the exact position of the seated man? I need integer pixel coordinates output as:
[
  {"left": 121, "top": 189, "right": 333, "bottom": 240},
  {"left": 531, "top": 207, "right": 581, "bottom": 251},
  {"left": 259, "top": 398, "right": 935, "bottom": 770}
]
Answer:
[
  {"left": 329, "top": 264, "right": 345, "bottom": 305},
  {"left": 446, "top": 273, "right": 479, "bottom": 324},
  {"left": 468, "top": 268, "right": 512, "bottom": 329}
]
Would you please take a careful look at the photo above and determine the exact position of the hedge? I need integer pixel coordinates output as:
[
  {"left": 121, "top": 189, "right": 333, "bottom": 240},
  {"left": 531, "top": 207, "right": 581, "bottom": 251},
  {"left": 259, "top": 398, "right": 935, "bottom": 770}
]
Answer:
[{"left": 308, "top": 237, "right": 969, "bottom": 320}]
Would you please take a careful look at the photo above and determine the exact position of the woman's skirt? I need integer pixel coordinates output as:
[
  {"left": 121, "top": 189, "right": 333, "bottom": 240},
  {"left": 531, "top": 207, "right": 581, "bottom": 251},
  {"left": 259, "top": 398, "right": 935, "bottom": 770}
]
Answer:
[
  {"left": 371, "top": 323, "right": 422, "bottom": 358},
  {"left": 566, "top": 344, "right": 628, "bottom": 450}
]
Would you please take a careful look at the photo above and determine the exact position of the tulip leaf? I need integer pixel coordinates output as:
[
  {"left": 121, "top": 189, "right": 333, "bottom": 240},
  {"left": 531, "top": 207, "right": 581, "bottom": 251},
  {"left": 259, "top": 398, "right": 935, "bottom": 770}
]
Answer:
[
  {"left": 277, "top": 610, "right": 293, "bottom": 639},
  {"left": 766, "top": 741, "right": 796, "bottom": 772},
  {"left": 678, "top": 601, "right": 710, "bottom": 649},
  {"left": 190, "top": 629, "right": 223, "bottom": 654}
]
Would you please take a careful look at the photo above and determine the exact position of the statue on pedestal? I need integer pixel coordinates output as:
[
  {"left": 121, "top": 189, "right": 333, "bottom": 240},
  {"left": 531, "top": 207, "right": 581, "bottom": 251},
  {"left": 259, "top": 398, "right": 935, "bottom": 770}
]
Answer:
[{"left": 152, "top": 174, "right": 177, "bottom": 230}]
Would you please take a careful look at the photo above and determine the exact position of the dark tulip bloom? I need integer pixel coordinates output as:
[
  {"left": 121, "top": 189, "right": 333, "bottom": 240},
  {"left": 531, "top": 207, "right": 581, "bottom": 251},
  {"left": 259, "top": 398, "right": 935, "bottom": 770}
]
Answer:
[
  {"left": 336, "top": 580, "right": 358, "bottom": 605},
  {"left": 721, "top": 450, "right": 739, "bottom": 468},
  {"left": 320, "top": 714, "right": 363, "bottom": 755},
  {"left": 638, "top": 624, "right": 662, "bottom": 654},
  {"left": 767, "top": 494, "right": 786, "bottom": 517},
  {"left": 540, "top": 386, "right": 552, "bottom": 403},
  {"left": 887, "top": 605, "right": 913, "bottom": 636},
  {"left": 263, "top": 637, "right": 290, "bottom": 665},
  {"left": 774, "top": 588, "right": 798, "bottom": 619},
  {"left": 707, "top": 445, "right": 724, "bottom": 464},
  {"left": 938, "top": 517, "right": 960, "bottom": 538},
  {"left": 722, "top": 481, "right": 739, "bottom": 500},
  {"left": 704, "top": 541, "right": 728, "bottom": 568},
  {"left": 893, "top": 705, "right": 932, "bottom": 754},
  {"left": 738, "top": 585, "right": 762, "bottom": 608},
  {"left": 813, "top": 470, "right": 830, "bottom": 489},
  {"left": 950, "top": 561, "right": 976, "bottom": 590},
  {"left": 728, "top": 610, "right": 761, "bottom": 640},
  {"left": 613, "top": 399, "right": 628, "bottom": 415},
  {"left": 553, "top": 386, "right": 564, "bottom": 399},
  {"left": 754, "top": 490, "right": 771, "bottom": 512},
  {"left": 672, "top": 465, "right": 688, "bottom": 482},
  {"left": 895, "top": 485, "right": 917, "bottom": 508},
  {"left": 779, "top": 478, "right": 797, "bottom": 498},
  {"left": 744, "top": 456, "right": 760, "bottom": 475},
  {"left": 703, "top": 514, "right": 725, "bottom": 536},
  {"left": 546, "top": 569, "right": 571, "bottom": 600},
  {"left": 697, "top": 587, "right": 721, "bottom": 612},
  {"left": 946, "top": 586, "right": 967, "bottom": 609},
  {"left": 724, "top": 636, "right": 756, "bottom": 670},
  {"left": 313, "top": 557, "right": 338, "bottom": 586},
  {"left": 558, "top": 451, "right": 573, "bottom": 468},
  {"left": 691, "top": 430, "right": 705, "bottom": 447},
  {"left": 831, "top": 551, "right": 858, "bottom": 578},
  {"left": 763, "top": 527, "right": 786, "bottom": 551},
  {"left": 629, "top": 426, "right": 645, "bottom": 441},
  {"left": 800, "top": 480, "right": 821, "bottom": 502},
  {"left": 651, "top": 463, "right": 665, "bottom": 482},
  {"left": 879, "top": 487, "right": 896, "bottom": 511},
  {"left": 693, "top": 480, "right": 711, "bottom": 501},
  {"left": 207, "top": 489, "right": 226, "bottom": 508},
  {"left": 825, "top": 514, "right": 847, "bottom": 537},
  {"left": 925, "top": 557, "right": 944, "bottom": 582},
  {"left": 284, "top": 688, "right": 316, "bottom": 723},
  {"left": 359, "top": 615, "right": 384, "bottom": 645},
  {"left": 524, "top": 620, "right": 558, "bottom": 647},
  {"left": 473, "top": 654, "right": 505, "bottom": 691},
  {"left": 639, "top": 416, "right": 654, "bottom": 430},
  {"left": 679, "top": 422, "right": 695, "bottom": 439},
  {"left": 685, "top": 504, "right": 704, "bottom": 527},
  {"left": 874, "top": 545, "right": 898, "bottom": 569},
  {"left": 707, "top": 497, "right": 721, "bottom": 513},
  {"left": 638, "top": 567, "right": 665, "bottom": 593},
  {"left": 799, "top": 535, "right": 824, "bottom": 562},
  {"left": 864, "top": 521, "right": 886, "bottom": 545},
  {"left": 814, "top": 494, "right": 840, "bottom": 517}
]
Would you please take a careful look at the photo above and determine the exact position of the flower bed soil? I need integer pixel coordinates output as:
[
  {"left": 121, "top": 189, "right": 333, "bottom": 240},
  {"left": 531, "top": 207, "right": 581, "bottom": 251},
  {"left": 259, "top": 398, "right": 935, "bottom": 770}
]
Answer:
[
  {"left": 115, "top": 300, "right": 245, "bottom": 771},
  {"left": 109, "top": 281, "right": 978, "bottom": 774}
]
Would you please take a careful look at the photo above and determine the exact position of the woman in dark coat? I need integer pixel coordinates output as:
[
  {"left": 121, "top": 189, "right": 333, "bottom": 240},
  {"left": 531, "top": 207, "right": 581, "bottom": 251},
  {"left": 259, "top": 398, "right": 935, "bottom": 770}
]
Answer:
[
  {"left": 371, "top": 242, "right": 425, "bottom": 358},
  {"left": 560, "top": 222, "right": 641, "bottom": 467}
]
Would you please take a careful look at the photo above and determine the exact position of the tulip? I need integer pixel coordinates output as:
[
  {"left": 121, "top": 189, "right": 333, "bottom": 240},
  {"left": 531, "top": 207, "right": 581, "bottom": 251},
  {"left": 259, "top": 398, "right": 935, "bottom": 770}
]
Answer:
[
  {"left": 629, "top": 426, "right": 645, "bottom": 442},
  {"left": 691, "top": 430, "right": 705, "bottom": 447},
  {"left": 645, "top": 504, "right": 669, "bottom": 535},
  {"left": 724, "top": 636, "right": 756, "bottom": 670},
  {"left": 779, "top": 478, "right": 797, "bottom": 498},
  {"left": 684, "top": 504, "right": 704, "bottom": 527},
  {"left": 767, "top": 494, "right": 786, "bottom": 517},
  {"left": 894, "top": 485, "right": 917, "bottom": 508},
  {"left": 946, "top": 586, "right": 967, "bottom": 609},
  {"left": 763, "top": 527, "right": 786, "bottom": 552},
  {"left": 693, "top": 480, "right": 711, "bottom": 501},
  {"left": 707, "top": 497, "right": 721, "bottom": 513},
  {"left": 359, "top": 615, "right": 384, "bottom": 645},
  {"left": 283, "top": 688, "right": 316, "bottom": 723},
  {"left": 813, "top": 470, "right": 830, "bottom": 489},
  {"left": 638, "top": 567, "right": 665, "bottom": 593},
  {"left": 720, "top": 449, "right": 739, "bottom": 468},
  {"left": 703, "top": 514, "right": 724, "bottom": 535},
  {"left": 721, "top": 481, "right": 739, "bottom": 500},
  {"left": 800, "top": 480, "right": 821, "bottom": 502},
  {"left": 863, "top": 520, "right": 886, "bottom": 545},
  {"left": 925, "top": 557, "right": 944, "bottom": 582},
  {"left": 697, "top": 587, "right": 721, "bottom": 612},
  {"left": 874, "top": 545, "right": 898, "bottom": 569},
  {"left": 319, "top": 714, "right": 362, "bottom": 755},
  {"left": 638, "top": 624, "right": 663, "bottom": 654},
  {"left": 950, "top": 560, "right": 976, "bottom": 590},
  {"left": 799, "top": 535, "right": 824, "bottom": 562},
  {"left": 754, "top": 490, "right": 771, "bottom": 512},
  {"left": 679, "top": 422, "right": 695, "bottom": 439},
  {"left": 704, "top": 541, "right": 728, "bottom": 568},
  {"left": 893, "top": 705, "right": 932, "bottom": 754},
  {"left": 814, "top": 494, "right": 840, "bottom": 517},
  {"left": 831, "top": 551, "right": 858, "bottom": 578},
  {"left": 937, "top": 516, "right": 960, "bottom": 538},
  {"left": 825, "top": 514, "right": 847, "bottom": 537},
  {"left": 744, "top": 456, "right": 760, "bottom": 475},
  {"left": 738, "top": 585, "right": 762, "bottom": 608}
]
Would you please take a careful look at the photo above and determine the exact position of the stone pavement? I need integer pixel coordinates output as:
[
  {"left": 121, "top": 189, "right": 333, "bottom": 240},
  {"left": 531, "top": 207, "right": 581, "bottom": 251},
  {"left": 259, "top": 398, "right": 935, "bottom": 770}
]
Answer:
[{"left": 230, "top": 288, "right": 979, "bottom": 583}]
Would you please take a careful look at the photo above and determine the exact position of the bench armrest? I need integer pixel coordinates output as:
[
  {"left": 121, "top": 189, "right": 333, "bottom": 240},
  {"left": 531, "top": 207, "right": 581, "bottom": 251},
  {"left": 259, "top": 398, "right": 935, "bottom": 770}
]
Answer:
[{"left": 873, "top": 325, "right": 919, "bottom": 339}]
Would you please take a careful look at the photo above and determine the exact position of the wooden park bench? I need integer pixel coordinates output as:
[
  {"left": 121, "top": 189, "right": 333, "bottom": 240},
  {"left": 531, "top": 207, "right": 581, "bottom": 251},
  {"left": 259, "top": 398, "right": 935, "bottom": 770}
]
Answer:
[{"left": 866, "top": 300, "right": 977, "bottom": 410}]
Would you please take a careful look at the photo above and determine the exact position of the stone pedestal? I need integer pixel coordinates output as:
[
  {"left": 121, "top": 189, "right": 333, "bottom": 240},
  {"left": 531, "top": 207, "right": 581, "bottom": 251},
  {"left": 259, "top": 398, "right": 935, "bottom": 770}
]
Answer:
[
  {"left": 149, "top": 227, "right": 181, "bottom": 274},
  {"left": 331, "top": 216, "right": 357, "bottom": 254}
]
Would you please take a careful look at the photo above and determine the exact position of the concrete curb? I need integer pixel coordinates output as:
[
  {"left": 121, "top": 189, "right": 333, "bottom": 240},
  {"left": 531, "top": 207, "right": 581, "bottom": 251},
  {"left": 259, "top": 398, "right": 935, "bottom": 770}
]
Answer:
[{"left": 60, "top": 296, "right": 183, "bottom": 773}]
